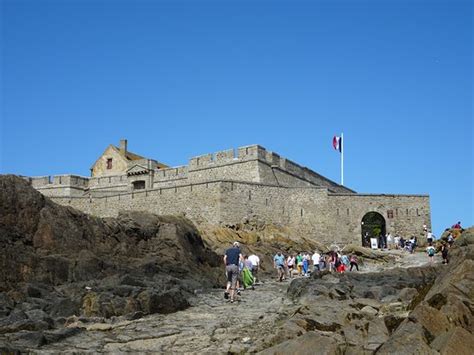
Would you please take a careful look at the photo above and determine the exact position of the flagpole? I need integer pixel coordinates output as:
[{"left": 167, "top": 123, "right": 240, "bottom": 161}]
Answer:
[{"left": 341, "top": 132, "right": 344, "bottom": 186}]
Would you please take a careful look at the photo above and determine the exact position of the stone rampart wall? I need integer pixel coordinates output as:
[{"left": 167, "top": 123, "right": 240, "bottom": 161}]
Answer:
[
  {"left": 30, "top": 175, "right": 89, "bottom": 197},
  {"left": 327, "top": 194, "right": 431, "bottom": 244},
  {"left": 89, "top": 175, "right": 126, "bottom": 188},
  {"left": 152, "top": 144, "right": 351, "bottom": 193},
  {"left": 218, "top": 182, "right": 331, "bottom": 240},
  {"left": 30, "top": 175, "right": 89, "bottom": 188},
  {"left": 46, "top": 180, "right": 430, "bottom": 245},
  {"left": 50, "top": 181, "right": 223, "bottom": 224}
]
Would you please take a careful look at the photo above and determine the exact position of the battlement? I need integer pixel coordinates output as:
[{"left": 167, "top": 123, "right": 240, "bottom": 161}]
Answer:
[
  {"left": 30, "top": 175, "right": 89, "bottom": 188},
  {"left": 188, "top": 145, "right": 263, "bottom": 170},
  {"left": 89, "top": 174, "right": 126, "bottom": 187},
  {"left": 184, "top": 144, "right": 350, "bottom": 192},
  {"left": 154, "top": 166, "right": 188, "bottom": 179},
  {"left": 29, "top": 144, "right": 352, "bottom": 196}
]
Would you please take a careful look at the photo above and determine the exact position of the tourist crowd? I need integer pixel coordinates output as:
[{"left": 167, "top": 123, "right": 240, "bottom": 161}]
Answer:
[
  {"left": 222, "top": 242, "right": 360, "bottom": 303},
  {"left": 273, "top": 250, "right": 359, "bottom": 281},
  {"left": 222, "top": 222, "right": 463, "bottom": 303}
]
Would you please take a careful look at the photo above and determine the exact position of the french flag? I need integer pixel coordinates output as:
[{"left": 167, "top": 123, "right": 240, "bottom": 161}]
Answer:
[{"left": 333, "top": 136, "right": 342, "bottom": 153}]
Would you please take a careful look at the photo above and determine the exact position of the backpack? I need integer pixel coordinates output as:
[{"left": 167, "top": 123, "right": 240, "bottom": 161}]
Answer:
[{"left": 428, "top": 248, "right": 435, "bottom": 256}]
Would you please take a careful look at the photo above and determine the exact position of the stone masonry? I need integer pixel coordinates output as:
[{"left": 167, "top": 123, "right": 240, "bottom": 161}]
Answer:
[{"left": 28, "top": 143, "right": 431, "bottom": 245}]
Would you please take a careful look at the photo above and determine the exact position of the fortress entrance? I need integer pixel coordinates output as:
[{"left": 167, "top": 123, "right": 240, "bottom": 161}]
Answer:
[{"left": 361, "top": 212, "right": 386, "bottom": 247}]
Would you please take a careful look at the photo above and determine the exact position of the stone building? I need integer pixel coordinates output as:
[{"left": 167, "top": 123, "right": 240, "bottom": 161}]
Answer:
[
  {"left": 90, "top": 139, "right": 168, "bottom": 178},
  {"left": 29, "top": 140, "right": 431, "bottom": 245}
]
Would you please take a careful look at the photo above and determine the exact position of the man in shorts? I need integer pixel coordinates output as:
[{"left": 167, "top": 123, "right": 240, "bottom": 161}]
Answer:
[
  {"left": 273, "top": 251, "right": 286, "bottom": 282},
  {"left": 224, "top": 242, "right": 243, "bottom": 303}
]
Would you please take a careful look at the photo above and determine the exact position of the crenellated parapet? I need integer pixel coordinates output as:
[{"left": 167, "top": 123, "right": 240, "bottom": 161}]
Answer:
[
  {"left": 30, "top": 175, "right": 89, "bottom": 188},
  {"left": 29, "top": 144, "right": 353, "bottom": 197}
]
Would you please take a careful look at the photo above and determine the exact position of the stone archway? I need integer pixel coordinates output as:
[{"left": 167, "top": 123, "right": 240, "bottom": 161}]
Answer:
[{"left": 361, "top": 212, "right": 386, "bottom": 247}]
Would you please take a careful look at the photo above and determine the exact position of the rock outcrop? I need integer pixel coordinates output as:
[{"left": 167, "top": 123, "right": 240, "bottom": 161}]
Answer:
[
  {"left": 260, "top": 227, "right": 474, "bottom": 354},
  {"left": 0, "top": 175, "right": 223, "bottom": 351}
]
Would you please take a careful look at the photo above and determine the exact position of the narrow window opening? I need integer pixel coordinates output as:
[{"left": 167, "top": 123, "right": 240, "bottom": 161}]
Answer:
[
  {"left": 107, "top": 158, "right": 113, "bottom": 169},
  {"left": 132, "top": 180, "right": 145, "bottom": 190}
]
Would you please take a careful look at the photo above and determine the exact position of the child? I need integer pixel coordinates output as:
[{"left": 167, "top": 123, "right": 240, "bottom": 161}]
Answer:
[{"left": 350, "top": 254, "right": 359, "bottom": 271}]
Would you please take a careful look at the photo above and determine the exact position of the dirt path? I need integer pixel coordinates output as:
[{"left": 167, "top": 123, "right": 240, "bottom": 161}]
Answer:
[{"left": 37, "top": 251, "right": 430, "bottom": 353}]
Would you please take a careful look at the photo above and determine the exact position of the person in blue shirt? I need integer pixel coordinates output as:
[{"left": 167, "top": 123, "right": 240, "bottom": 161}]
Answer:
[{"left": 273, "top": 251, "right": 286, "bottom": 282}]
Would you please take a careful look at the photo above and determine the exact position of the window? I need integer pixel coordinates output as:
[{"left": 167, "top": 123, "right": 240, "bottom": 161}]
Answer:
[
  {"left": 106, "top": 158, "right": 113, "bottom": 169},
  {"left": 132, "top": 180, "right": 146, "bottom": 190},
  {"left": 387, "top": 210, "right": 394, "bottom": 219}
]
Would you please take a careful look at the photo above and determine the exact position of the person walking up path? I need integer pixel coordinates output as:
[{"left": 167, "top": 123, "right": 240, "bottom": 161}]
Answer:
[
  {"left": 224, "top": 242, "right": 243, "bottom": 303},
  {"left": 311, "top": 251, "right": 320, "bottom": 273},
  {"left": 295, "top": 253, "right": 303, "bottom": 276},
  {"left": 248, "top": 254, "right": 260, "bottom": 283},
  {"left": 273, "top": 251, "right": 286, "bottom": 282},
  {"left": 441, "top": 243, "right": 449, "bottom": 264},
  {"left": 349, "top": 254, "right": 359, "bottom": 271},
  {"left": 287, "top": 254, "right": 295, "bottom": 278},
  {"left": 426, "top": 244, "right": 436, "bottom": 263}
]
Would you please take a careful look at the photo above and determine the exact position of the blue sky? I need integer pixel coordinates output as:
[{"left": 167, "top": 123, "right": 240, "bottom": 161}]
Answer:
[{"left": 1, "top": 0, "right": 472, "bottom": 236}]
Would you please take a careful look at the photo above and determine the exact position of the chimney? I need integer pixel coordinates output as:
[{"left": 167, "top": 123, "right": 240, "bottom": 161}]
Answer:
[{"left": 119, "top": 139, "right": 128, "bottom": 156}]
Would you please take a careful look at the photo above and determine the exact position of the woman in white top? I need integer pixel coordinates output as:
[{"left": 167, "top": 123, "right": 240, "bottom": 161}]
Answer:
[{"left": 287, "top": 255, "right": 295, "bottom": 278}]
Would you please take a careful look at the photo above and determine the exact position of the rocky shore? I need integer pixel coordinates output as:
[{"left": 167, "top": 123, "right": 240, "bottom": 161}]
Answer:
[{"left": 0, "top": 175, "right": 473, "bottom": 353}]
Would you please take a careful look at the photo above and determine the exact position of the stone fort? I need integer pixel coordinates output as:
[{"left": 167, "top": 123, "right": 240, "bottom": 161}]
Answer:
[{"left": 29, "top": 140, "right": 431, "bottom": 245}]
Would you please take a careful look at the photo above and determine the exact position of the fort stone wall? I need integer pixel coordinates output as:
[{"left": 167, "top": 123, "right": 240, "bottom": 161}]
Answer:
[
  {"left": 30, "top": 175, "right": 89, "bottom": 197},
  {"left": 45, "top": 181, "right": 430, "bottom": 245},
  {"left": 327, "top": 194, "right": 431, "bottom": 243},
  {"left": 27, "top": 144, "right": 431, "bottom": 246},
  {"left": 151, "top": 144, "right": 352, "bottom": 192},
  {"left": 218, "top": 182, "right": 330, "bottom": 238},
  {"left": 51, "top": 181, "right": 223, "bottom": 224}
]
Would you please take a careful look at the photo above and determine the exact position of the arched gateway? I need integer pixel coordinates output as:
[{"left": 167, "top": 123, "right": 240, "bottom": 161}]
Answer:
[{"left": 361, "top": 212, "right": 386, "bottom": 247}]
